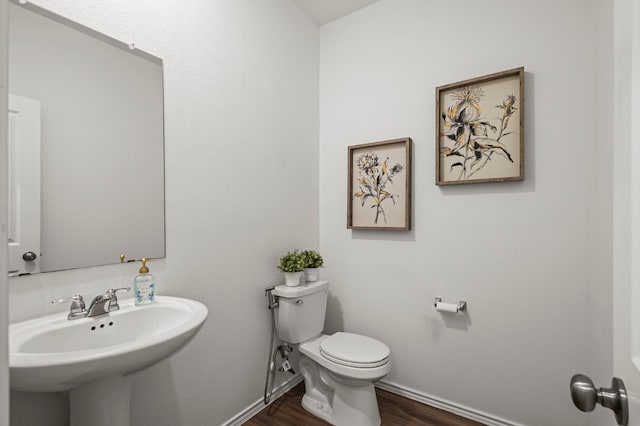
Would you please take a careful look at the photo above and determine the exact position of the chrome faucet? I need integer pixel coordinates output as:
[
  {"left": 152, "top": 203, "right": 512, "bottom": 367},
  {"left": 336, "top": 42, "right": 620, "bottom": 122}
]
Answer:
[{"left": 52, "top": 287, "right": 131, "bottom": 320}]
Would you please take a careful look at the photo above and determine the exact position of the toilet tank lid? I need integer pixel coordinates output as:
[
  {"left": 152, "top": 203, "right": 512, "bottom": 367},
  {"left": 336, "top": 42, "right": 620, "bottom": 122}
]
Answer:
[{"left": 272, "top": 280, "right": 329, "bottom": 298}]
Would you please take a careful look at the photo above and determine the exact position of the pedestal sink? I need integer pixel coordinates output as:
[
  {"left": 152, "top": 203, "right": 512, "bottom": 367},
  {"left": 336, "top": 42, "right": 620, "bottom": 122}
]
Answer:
[{"left": 10, "top": 296, "right": 208, "bottom": 426}]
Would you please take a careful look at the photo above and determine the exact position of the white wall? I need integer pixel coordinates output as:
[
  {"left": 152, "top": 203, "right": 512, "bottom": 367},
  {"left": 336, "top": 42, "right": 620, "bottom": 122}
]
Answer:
[
  {"left": 0, "top": 0, "right": 9, "bottom": 423},
  {"left": 8, "top": 0, "right": 318, "bottom": 425},
  {"left": 319, "top": 1, "right": 611, "bottom": 425},
  {"left": 6, "top": 0, "right": 619, "bottom": 424}
]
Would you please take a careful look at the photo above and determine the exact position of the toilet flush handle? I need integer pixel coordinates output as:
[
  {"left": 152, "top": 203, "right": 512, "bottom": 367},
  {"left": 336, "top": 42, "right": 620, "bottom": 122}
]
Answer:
[{"left": 295, "top": 299, "right": 303, "bottom": 305}]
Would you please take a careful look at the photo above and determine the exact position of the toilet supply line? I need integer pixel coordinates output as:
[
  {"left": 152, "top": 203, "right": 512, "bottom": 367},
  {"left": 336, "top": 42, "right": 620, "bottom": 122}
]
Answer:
[{"left": 263, "top": 286, "right": 295, "bottom": 405}]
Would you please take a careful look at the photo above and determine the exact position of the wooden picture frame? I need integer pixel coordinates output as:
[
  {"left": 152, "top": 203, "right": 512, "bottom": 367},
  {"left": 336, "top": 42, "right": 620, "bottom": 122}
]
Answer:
[
  {"left": 436, "top": 67, "right": 524, "bottom": 185},
  {"left": 347, "top": 138, "right": 412, "bottom": 231}
]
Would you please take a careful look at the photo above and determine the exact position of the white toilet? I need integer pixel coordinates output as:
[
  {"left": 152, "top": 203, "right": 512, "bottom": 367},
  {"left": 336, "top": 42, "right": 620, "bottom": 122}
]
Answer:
[{"left": 272, "top": 280, "right": 391, "bottom": 426}]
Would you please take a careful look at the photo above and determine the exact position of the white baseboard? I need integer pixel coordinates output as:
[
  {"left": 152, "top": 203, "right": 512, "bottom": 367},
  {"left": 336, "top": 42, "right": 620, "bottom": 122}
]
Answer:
[
  {"left": 376, "top": 381, "right": 526, "bottom": 426},
  {"left": 222, "top": 375, "right": 304, "bottom": 426}
]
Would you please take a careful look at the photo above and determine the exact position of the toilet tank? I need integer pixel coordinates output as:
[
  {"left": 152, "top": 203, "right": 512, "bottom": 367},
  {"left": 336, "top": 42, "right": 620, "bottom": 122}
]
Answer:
[{"left": 271, "top": 280, "right": 328, "bottom": 344}]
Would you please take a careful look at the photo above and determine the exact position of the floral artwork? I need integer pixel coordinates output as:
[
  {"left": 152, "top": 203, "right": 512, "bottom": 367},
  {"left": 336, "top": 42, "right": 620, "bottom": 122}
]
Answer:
[
  {"left": 353, "top": 152, "right": 404, "bottom": 225},
  {"left": 348, "top": 138, "right": 411, "bottom": 230},
  {"left": 436, "top": 67, "right": 524, "bottom": 185}
]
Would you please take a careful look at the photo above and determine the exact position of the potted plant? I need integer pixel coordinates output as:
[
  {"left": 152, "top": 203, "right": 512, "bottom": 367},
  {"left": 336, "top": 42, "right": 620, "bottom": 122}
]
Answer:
[
  {"left": 301, "top": 250, "right": 324, "bottom": 282},
  {"left": 278, "top": 250, "right": 306, "bottom": 286}
]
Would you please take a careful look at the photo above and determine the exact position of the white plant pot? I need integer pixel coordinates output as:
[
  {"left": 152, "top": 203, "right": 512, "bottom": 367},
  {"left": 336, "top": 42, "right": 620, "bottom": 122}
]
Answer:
[
  {"left": 283, "top": 271, "right": 302, "bottom": 287},
  {"left": 304, "top": 268, "right": 320, "bottom": 282}
]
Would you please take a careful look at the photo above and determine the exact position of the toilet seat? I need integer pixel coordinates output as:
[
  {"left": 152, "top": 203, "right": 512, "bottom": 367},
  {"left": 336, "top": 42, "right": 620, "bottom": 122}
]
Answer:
[
  {"left": 299, "top": 334, "right": 391, "bottom": 381},
  {"left": 320, "top": 332, "right": 390, "bottom": 368}
]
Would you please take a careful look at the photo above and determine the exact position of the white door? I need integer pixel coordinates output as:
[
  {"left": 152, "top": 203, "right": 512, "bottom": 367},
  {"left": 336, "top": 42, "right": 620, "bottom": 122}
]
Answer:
[
  {"left": 611, "top": 0, "right": 640, "bottom": 424},
  {"left": 572, "top": 1, "right": 640, "bottom": 425},
  {"left": 7, "top": 94, "right": 41, "bottom": 275}
]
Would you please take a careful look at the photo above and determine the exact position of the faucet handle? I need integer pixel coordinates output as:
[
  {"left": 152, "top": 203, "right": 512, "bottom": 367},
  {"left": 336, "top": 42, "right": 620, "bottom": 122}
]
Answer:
[
  {"left": 52, "top": 295, "right": 86, "bottom": 319},
  {"left": 106, "top": 287, "right": 131, "bottom": 296},
  {"left": 106, "top": 287, "right": 131, "bottom": 311},
  {"left": 52, "top": 294, "right": 84, "bottom": 308}
]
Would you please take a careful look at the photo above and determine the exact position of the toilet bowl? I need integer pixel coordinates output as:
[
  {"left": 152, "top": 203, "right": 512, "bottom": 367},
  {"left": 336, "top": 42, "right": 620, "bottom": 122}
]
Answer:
[
  {"left": 298, "top": 333, "right": 390, "bottom": 425},
  {"left": 271, "top": 281, "right": 391, "bottom": 426}
]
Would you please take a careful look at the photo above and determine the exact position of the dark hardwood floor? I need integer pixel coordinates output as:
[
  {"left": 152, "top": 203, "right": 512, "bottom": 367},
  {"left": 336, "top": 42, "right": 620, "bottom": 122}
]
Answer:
[{"left": 244, "top": 382, "right": 486, "bottom": 426}]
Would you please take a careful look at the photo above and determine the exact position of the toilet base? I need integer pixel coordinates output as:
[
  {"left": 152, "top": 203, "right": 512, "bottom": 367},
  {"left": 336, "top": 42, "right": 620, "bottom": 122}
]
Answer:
[
  {"left": 301, "top": 393, "right": 334, "bottom": 424},
  {"left": 299, "top": 355, "right": 382, "bottom": 426}
]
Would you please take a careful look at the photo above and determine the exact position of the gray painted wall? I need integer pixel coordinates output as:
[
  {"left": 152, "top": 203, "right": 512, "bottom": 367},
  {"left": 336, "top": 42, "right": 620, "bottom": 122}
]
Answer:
[
  {"left": 318, "top": 0, "right": 612, "bottom": 425},
  {"left": 9, "top": 0, "right": 319, "bottom": 424},
  {"left": 5, "top": 0, "right": 621, "bottom": 425}
]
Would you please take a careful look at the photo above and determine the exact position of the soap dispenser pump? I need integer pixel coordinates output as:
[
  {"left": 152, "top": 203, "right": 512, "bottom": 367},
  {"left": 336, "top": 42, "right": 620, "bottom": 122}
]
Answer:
[{"left": 134, "top": 258, "right": 156, "bottom": 306}]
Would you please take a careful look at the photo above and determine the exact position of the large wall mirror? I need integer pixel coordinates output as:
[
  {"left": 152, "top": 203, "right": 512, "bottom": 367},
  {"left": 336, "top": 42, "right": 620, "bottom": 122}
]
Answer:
[{"left": 7, "top": 0, "right": 165, "bottom": 275}]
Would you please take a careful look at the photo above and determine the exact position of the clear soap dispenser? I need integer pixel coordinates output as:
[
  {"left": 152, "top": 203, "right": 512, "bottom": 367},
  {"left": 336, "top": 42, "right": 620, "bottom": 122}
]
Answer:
[{"left": 134, "top": 258, "right": 156, "bottom": 306}]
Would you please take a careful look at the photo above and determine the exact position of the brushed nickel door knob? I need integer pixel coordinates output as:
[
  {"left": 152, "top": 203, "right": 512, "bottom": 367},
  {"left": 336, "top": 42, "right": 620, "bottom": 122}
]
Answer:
[
  {"left": 22, "top": 251, "right": 37, "bottom": 261},
  {"left": 570, "top": 374, "right": 628, "bottom": 425}
]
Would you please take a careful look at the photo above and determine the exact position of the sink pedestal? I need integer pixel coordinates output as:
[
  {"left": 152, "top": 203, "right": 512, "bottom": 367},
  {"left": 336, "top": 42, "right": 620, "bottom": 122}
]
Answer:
[{"left": 70, "top": 375, "right": 132, "bottom": 426}]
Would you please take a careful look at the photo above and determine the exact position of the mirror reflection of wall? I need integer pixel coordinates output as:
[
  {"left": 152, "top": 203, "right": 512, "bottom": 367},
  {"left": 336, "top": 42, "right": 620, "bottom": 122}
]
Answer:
[{"left": 8, "top": 1, "right": 165, "bottom": 275}]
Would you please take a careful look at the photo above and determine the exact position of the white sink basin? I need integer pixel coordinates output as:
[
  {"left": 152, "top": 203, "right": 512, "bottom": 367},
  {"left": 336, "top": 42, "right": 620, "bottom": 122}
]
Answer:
[{"left": 10, "top": 296, "right": 208, "bottom": 392}]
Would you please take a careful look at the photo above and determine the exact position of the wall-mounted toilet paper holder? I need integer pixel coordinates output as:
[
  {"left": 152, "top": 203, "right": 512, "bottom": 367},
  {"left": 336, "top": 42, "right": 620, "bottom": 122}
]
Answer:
[{"left": 434, "top": 297, "right": 467, "bottom": 313}]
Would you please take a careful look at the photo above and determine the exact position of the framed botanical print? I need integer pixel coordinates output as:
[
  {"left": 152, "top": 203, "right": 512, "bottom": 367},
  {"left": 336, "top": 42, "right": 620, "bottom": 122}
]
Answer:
[
  {"left": 436, "top": 67, "right": 524, "bottom": 185},
  {"left": 348, "top": 138, "right": 412, "bottom": 230}
]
